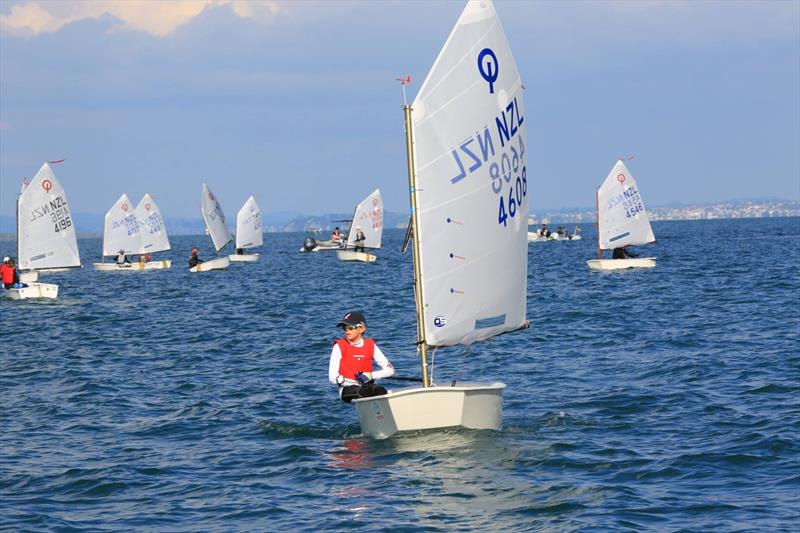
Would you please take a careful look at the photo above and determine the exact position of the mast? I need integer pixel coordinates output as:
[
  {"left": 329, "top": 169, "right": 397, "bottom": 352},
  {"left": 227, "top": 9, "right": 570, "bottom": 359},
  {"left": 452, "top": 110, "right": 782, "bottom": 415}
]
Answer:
[
  {"left": 596, "top": 187, "right": 601, "bottom": 260},
  {"left": 403, "top": 104, "right": 431, "bottom": 388}
]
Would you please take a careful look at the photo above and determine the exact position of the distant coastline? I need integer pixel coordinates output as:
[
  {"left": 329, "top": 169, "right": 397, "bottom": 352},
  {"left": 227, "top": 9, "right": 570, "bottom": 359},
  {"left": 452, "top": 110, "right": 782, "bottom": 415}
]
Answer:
[{"left": 0, "top": 199, "right": 797, "bottom": 240}]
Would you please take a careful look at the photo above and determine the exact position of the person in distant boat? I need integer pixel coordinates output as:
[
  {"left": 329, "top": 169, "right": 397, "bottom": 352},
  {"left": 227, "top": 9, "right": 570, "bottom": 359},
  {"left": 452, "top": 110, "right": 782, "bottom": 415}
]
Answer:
[
  {"left": 329, "top": 310, "right": 395, "bottom": 403},
  {"left": 189, "top": 248, "right": 203, "bottom": 268},
  {"left": 331, "top": 227, "right": 341, "bottom": 242},
  {"left": 539, "top": 224, "right": 551, "bottom": 238},
  {"left": 116, "top": 249, "right": 130, "bottom": 265},
  {"left": 612, "top": 246, "right": 640, "bottom": 259},
  {"left": 353, "top": 226, "right": 366, "bottom": 252},
  {"left": 235, "top": 247, "right": 244, "bottom": 255},
  {"left": 143, "top": 254, "right": 152, "bottom": 263},
  {"left": 2, "top": 257, "right": 26, "bottom": 289}
]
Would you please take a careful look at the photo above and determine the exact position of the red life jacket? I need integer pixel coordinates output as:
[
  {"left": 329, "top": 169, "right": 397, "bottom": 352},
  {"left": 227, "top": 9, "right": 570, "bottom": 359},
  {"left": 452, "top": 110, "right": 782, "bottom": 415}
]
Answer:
[
  {"left": 337, "top": 338, "right": 375, "bottom": 380},
  {"left": 1, "top": 264, "right": 14, "bottom": 285}
]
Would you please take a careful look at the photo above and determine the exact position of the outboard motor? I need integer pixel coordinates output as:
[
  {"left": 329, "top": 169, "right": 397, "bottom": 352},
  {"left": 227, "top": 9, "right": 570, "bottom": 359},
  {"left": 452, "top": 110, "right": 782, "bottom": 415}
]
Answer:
[{"left": 303, "top": 237, "right": 317, "bottom": 252}]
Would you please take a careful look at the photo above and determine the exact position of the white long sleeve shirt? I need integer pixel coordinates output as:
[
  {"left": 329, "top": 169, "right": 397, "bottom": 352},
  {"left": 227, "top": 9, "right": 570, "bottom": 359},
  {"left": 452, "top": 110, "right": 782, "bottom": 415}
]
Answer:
[{"left": 328, "top": 338, "right": 395, "bottom": 388}]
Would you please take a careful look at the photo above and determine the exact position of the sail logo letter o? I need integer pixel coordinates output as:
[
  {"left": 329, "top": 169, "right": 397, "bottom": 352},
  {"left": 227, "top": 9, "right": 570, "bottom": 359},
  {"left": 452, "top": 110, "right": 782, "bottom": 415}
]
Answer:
[
  {"left": 434, "top": 316, "right": 447, "bottom": 328},
  {"left": 617, "top": 174, "right": 626, "bottom": 184},
  {"left": 122, "top": 203, "right": 128, "bottom": 211},
  {"left": 42, "top": 179, "right": 52, "bottom": 192},
  {"left": 477, "top": 48, "right": 499, "bottom": 94}
]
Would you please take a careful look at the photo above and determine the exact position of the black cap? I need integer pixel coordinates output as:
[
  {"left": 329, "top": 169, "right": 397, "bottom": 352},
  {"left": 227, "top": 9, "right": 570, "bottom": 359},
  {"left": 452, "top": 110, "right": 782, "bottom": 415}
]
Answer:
[{"left": 336, "top": 310, "right": 366, "bottom": 328}]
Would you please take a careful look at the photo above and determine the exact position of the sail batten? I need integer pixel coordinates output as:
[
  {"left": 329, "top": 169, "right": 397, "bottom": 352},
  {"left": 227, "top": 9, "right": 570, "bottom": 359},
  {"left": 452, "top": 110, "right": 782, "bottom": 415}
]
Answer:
[
  {"left": 597, "top": 161, "right": 655, "bottom": 250},
  {"left": 17, "top": 163, "right": 81, "bottom": 271},
  {"left": 409, "top": 0, "right": 528, "bottom": 348}
]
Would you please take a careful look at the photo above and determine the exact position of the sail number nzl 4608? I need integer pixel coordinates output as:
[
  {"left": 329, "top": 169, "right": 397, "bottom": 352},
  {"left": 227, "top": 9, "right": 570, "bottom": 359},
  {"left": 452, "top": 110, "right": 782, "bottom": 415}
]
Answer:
[{"left": 447, "top": 97, "right": 527, "bottom": 228}]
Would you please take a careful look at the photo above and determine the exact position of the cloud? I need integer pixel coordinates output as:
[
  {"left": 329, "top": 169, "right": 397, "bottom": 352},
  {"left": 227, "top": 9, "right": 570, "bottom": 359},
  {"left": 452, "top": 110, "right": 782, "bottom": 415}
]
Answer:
[{"left": 0, "top": 0, "right": 282, "bottom": 37}]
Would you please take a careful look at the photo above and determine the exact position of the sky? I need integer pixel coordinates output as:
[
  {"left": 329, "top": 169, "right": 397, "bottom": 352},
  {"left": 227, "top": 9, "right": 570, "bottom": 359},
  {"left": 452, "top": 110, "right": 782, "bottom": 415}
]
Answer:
[{"left": 1, "top": 0, "right": 798, "bottom": 223}]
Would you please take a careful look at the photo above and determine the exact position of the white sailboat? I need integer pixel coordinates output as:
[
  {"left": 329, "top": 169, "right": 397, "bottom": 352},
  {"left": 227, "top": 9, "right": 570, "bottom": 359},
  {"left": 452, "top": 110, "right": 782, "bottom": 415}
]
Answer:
[
  {"left": 192, "top": 183, "right": 231, "bottom": 272},
  {"left": 353, "top": 0, "right": 529, "bottom": 438},
  {"left": 336, "top": 189, "right": 383, "bottom": 262},
  {"left": 587, "top": 160, "right": 656, "bottom": 270},
  {"left": 134, "top": 193, "right": 172, "bottom": 269},
  {"left": 7, "top": 162, "right": 81, "bottom": 299},
  {"left": 93, "top": 194, "right": 145, "bottom": 271},
  {"left": 229, "top": 195, "right": 262, "bottom": 262}
]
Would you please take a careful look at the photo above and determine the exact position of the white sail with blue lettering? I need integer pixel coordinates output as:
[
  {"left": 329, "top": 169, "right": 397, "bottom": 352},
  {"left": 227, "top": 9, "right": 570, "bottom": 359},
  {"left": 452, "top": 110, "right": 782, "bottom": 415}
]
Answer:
[
  {"left": 135, "top": 193, "right": 171, "bottom": 254},
  {"left": 345, "top": 189, "right": 383, "bottom": 250},
  {"left": 411, "top": 0, "right": 528, "bottom": 347},
  {"left": 17, "top": 162, "right": 81, "bottom": 271},
  {"left": 200, "top": 183, "right": 232, "bottom": 254},
  {"left": 597, "top": 161, "right": 655, "bottom": 250},
  {"left": 235, "top": 196, "right": 263, "bottom": 250},
  {"left": 102, "top": 194, "right": 141, "bottom": 256}
]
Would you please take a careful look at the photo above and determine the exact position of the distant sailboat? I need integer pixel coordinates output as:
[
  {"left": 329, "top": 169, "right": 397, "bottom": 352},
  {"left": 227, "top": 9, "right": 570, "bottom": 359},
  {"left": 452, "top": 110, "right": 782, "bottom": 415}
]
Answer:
[
  {"left": 586, "top": 160, "right": 656, "bottom": 270},
  {"left": 336, "top": 189, "right": 383, "bottom": 262},
  {"left": 192, "top": 183, "right": 231, "bottom": 272},
  {"left": 230, "top": 195, "right": 262, "bottom": 262},
  {"left": 352, "top": 0, "right": 529, "bottom": 438},
  {"left": 134, "top": 193, "right": 172, "bottom": 269},
  {"left": 7, "top": 162, "right": 81, "bottom": 299},
  {"left": 93, "top": 194, "right": 144, "bottom": 271}
]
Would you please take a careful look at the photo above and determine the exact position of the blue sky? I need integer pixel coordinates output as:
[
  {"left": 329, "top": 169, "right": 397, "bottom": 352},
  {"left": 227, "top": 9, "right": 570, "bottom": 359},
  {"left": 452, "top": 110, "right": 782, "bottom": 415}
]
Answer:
[{"left": 1, "top": 0, "right": 798, "bottom": 222}]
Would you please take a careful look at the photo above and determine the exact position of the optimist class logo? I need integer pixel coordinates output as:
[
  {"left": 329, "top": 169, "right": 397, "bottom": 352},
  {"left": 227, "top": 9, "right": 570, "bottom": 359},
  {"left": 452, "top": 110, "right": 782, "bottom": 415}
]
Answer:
[
  {"left": 145, "top": 203, "right": 151, "bottom": 211},
  {"left": 122, "top": 203, "right": 129, "bottom": 211},
  {"left": 617, "top": 174, "right": 626, "bottom": 184},
  {"left": 42, "top": 180, "right": 53, "bottom": 192}
]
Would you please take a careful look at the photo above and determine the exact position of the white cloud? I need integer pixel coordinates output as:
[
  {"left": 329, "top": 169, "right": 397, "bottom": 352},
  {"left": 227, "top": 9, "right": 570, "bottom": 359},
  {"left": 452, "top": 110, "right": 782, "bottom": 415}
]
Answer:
[{"left": 0, "top": 0, "right": 282, "bottom": 37}]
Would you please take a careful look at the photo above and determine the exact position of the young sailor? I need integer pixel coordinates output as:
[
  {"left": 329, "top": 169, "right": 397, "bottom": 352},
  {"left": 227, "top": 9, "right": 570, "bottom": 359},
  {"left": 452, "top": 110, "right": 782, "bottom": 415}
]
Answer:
[
  {"left": 328, "top": 310, "right": 395, "bottom": 403},
  {"left": 189, "top": 248, "right": 203, "bottom": 268},
  {"left": 331, "top": 227, "right": 341, "bottom": 242}
]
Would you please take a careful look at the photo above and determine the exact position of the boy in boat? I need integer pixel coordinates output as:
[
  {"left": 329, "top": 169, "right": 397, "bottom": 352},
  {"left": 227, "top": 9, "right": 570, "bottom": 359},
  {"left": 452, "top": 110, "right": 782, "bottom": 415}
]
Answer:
[
  {"left": 353, "top": 226, "right": 366, "bottom": 252},
  {"left": 189, "top": 248, "right": 203, "bottom": 268},
  {"left": 331, "top": 227, "right": 341, "bottom": 242},
  {"left": 328, "top": 310, "right": 395, "bottom": 403},
  {"left": 116, "top": 249, "right": 130, "bottom": 265},
  {"left": 2, "top": 257, "right": 27, "bottom": 289},
  {"left": 612, "top": 246, "right": 640, "bottom": 259}
]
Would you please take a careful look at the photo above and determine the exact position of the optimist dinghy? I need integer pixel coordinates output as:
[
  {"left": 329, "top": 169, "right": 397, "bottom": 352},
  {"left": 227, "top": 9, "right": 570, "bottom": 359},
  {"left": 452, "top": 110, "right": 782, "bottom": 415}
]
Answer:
[
  {"left": 230, "top": 196, "right": 262, "bottom": 262},
  {"left": 6, "top": 162, "right": 81, "bottom": 299},
  {"left": 336, "top": 189, "right": 383, "bottom": 263},
  {"left": 352, "top": 0, "right": 529, "bottom": 439},
  {"left": 191, "top": 183, "right": 231, "bottom": 272},
  {"left": 133, "top": 193, "right": 172, "bottom": 269},
  {"left": 93, "top": 194, "right": 144, "bottom": 271},
  {"left": 587, "top": 160, "right": 656, "bottom": 271}
]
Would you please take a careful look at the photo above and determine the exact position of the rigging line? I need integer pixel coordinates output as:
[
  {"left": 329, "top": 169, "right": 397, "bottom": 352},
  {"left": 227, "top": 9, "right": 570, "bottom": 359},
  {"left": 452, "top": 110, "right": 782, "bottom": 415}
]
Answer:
[{"left": 450, "top": 345, "right": 470, "bottom": 387}]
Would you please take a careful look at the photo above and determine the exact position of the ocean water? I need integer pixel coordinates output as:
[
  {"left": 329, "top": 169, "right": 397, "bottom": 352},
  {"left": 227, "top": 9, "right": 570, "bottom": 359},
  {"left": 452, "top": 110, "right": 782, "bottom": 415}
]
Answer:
[{"left": 1, "top": 217, "right": 798, "bottom": 532}]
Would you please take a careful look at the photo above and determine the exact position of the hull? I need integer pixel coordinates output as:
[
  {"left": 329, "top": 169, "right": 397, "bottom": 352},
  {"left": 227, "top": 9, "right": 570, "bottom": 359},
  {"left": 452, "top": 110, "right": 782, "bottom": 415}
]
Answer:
[
  {"left": 587, "top": 257, "right": 656, "bottom": 270},
  {"left": 189, "top": 256, "right": 230, "bottom": 272},
  {"left": 94, "top": 260, "right": 172, "bottom": 271},
  {"left": 4, "top": 282, "right": 59, "bottom": 300},
  {"left": 353, "top": 382, "right": 506, "bottom": 439},
  {"left": 527, "top": 232, "right": 581, "bottom": 242},
  {"left": 336, "top": 250, "right": 376, "bottom": 262},
  {"left": 229, "top": 253, "right": 259, "bottom": 262}
]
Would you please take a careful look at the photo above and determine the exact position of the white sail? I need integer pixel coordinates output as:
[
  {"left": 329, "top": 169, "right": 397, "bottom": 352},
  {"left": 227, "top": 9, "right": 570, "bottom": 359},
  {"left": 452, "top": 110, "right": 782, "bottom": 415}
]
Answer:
[
  {"left": 102, "top": 194, "right": 141, "bottom": 256},
  {"left": 200, "top": 183, "right": 232, "bottom": 254},
  {"left": 17, "top": 163, "right": 81, "bottom": 271},
  {"left": 135, "top": 193, "right": 171, "bottom": 254},
  {"left": 345, "top": 189, "right": 383, "bottom": 249},
  {"left": 235, "top": 196, "right": 263, "bottom": 249},
  {"left": 597, "top": 160, "right": 655, "bottom": 250},
  {"left": 411, "top": 0, "right": 528, "bottom": 347}
]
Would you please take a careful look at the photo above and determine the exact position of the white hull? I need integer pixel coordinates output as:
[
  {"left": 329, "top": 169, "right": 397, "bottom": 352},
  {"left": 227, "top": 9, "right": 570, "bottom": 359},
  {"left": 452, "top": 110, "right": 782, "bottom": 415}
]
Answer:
[
  {"left": 586, "top": 257, "right": 656, "bottom": 270},
  {"left": 4, "top": 282, "right": 59, "bottom": 300},
  {"left": 19, "top": 271, "right": 39, "bottom": 283},
  {"left": 300, "top": 240, "right": 343, "bottom": 253},
  {"left": 189, "top": 256, "right": 231, "bottom": 272},
  {"left": 527, "top": 232, "right": 581, "bottom": 242},
  {"left": 229, "top": 253, "right": 259, "bottom": 262},
  {"left": 336, "top": 250, "right": 377, "bottom": 262},
  {"left": 353, "top": 382, "right": 505, "bottom": 439},
  {"left": 93, "top": 260, "right": 172, "bottom": 271}
]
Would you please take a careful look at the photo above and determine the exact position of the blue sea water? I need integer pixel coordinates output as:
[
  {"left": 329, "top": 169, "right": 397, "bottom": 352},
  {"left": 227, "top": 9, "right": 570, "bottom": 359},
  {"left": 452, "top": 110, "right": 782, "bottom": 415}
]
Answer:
[{"left": 1, "top": 217, "right": 798, "bottom": 532}]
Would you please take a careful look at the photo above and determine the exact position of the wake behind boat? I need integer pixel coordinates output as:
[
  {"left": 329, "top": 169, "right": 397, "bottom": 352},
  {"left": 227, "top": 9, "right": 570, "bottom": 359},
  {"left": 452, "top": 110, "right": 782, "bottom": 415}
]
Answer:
[
  {"left": 587, "top": 160, "right": 656, "bottom": 271},
  {"left": 352, "top": 0, "right": 529, "bottom": 439},
  {"left": 6, "top": 162, "right": 81, "bottom": 300},
  {"left": 336, "top": 189, "right": 383, "bottom": 263}
]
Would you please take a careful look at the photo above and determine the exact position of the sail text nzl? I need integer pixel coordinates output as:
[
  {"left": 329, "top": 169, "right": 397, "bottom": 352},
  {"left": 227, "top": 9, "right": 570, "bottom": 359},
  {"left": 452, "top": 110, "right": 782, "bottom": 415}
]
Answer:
[
  {"left": 449, "top": 96, "right": 525, "bottom": 188},
  {"left": 29, "top": 195, "right": 73, "bottom": 229},
  {"left": 607, "top": 186, "right": 645, "bottom": 219}
]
